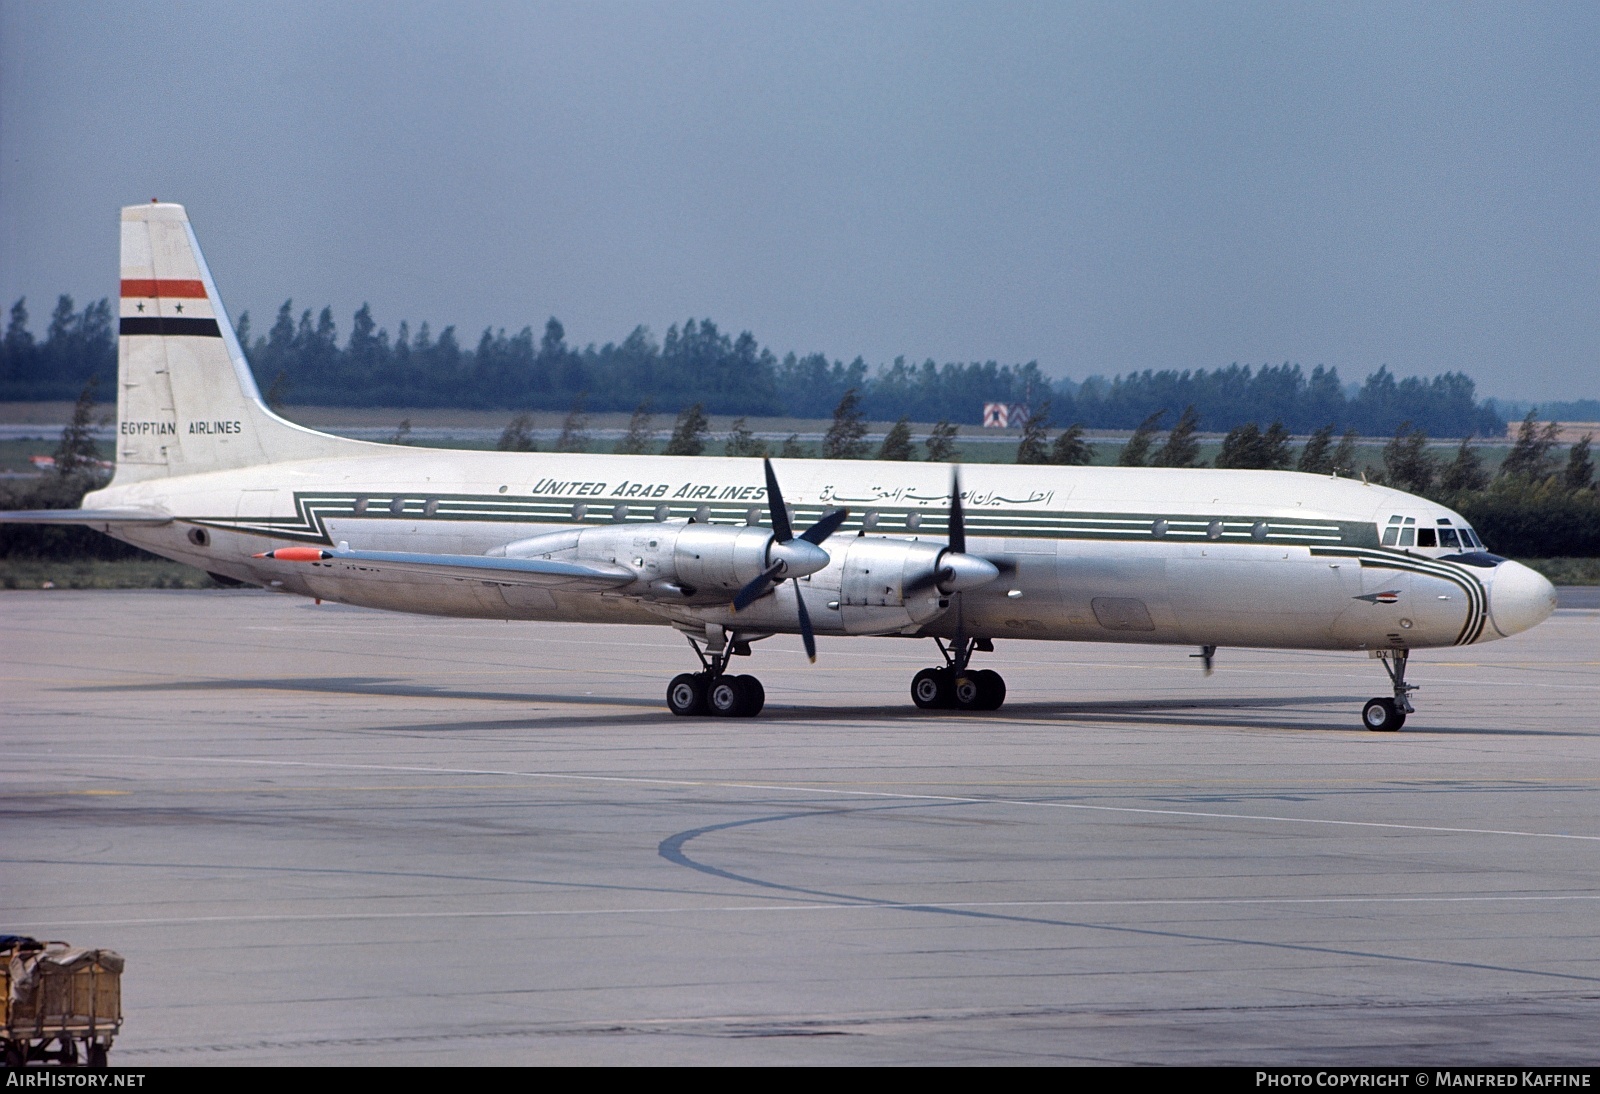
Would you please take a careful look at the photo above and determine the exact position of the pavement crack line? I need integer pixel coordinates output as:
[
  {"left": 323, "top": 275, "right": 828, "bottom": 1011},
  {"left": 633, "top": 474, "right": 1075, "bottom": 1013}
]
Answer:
[{"left": 657, "top": 804, "right": 1600, "bottom": 988}]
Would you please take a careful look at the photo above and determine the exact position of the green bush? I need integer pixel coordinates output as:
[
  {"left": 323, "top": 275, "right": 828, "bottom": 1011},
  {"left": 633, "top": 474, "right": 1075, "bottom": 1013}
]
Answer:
[
  {"left": 1447, "top": 482, "right": 1600, "bottom": 558},
  {"left": 0, "top": 475, "right": 153, "bottom": 561}
]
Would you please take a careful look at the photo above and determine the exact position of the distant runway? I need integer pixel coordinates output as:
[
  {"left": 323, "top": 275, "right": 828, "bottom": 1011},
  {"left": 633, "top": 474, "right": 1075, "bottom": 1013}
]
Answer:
[{"left": 3, "top": 590, "right": 1598, "bottom": 1065}]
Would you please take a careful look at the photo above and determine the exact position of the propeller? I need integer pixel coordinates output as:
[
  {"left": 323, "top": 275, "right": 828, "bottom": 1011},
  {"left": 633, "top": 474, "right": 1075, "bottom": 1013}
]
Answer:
[
  {"left": 731, "top": 458, "right": 849, "bottom": 661},
  {"left": 898, "top": 468, "right": 1003, "bottom": 679},
  {"left": 904, "top": 469, "right": 1001, "bottom": 596}
]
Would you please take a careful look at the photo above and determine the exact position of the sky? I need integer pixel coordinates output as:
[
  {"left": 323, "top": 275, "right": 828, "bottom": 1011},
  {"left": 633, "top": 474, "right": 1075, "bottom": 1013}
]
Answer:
[{"left": 2, "top": 1, "right": 1596, "bottom": 401}]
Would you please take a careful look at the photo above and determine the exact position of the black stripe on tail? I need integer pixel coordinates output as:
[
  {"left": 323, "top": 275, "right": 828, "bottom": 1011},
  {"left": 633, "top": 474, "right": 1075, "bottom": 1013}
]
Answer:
[{"left": 119, "top": 317, "right": 222, "bottom": 337}]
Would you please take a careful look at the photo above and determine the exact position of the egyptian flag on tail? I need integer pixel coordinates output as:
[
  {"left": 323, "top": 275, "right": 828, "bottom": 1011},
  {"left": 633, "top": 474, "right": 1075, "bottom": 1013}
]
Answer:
[{"left": 118, "top": 278, "right": 220, "bottom": 338}]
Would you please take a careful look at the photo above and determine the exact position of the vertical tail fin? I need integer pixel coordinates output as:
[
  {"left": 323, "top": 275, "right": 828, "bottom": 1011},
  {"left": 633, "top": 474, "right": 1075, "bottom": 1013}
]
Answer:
[{"left": 115, "top": 202, "right": 363, "bottom": 482}]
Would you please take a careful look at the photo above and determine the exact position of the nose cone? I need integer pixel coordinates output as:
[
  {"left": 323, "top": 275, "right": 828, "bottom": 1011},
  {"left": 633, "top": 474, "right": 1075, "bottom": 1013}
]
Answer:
[{"left": 1487, "top": 560, "right": 1557, "bottom": 638}]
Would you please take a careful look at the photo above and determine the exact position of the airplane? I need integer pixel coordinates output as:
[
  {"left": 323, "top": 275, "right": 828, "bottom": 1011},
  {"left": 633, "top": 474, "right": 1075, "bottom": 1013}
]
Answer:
[{"left": 2, "top": 202, "right": 1560, "bottom": 730}]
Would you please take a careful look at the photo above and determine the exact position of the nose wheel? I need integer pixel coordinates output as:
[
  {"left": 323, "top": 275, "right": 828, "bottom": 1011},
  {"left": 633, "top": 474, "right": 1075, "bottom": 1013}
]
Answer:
[
  {"left": 1363, "top": 649, "right": 1415, "bottom": 731},
  {"left": 1362, "top": 697, "right": 1405, "bottom": 731}
]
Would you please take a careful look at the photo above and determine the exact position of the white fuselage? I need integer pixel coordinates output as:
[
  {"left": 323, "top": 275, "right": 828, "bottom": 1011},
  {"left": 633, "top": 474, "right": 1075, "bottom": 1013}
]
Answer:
[{"left": 85, "top": 450, "right": 1552, "bottom": 653}]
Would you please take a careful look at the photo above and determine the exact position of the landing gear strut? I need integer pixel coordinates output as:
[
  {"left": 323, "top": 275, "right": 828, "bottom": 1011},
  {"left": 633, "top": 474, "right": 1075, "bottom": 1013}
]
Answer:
[
  {"left": 667, "top": 629, "right": 765, "bottom": 718},
  {"left": 911, "top": 636, "right": 1005, "bottom": 711},
  {"left": 1362, "top": 649, "right": 1416, "bottom": 731}
]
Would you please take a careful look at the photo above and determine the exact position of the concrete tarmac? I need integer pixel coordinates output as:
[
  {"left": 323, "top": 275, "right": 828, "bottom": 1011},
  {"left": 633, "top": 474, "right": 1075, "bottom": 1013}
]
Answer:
[{"left": 3, "top": 589, "right": 1599, "bottom": 1066}]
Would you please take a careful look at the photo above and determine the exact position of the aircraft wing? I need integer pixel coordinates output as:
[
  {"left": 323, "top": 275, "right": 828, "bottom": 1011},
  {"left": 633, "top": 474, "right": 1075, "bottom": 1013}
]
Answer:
[
  {"left": 0, "top": 508, "right": 173, "bottom": 525},
  {"left": 256, "top": 546, "right": 638, "bottom": 590}
]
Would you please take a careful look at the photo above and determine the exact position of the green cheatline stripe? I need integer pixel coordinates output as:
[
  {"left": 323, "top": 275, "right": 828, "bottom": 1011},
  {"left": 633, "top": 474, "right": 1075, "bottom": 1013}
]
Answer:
[{"left": 194, "top": 491, "right": 1379, "bottom": 551}]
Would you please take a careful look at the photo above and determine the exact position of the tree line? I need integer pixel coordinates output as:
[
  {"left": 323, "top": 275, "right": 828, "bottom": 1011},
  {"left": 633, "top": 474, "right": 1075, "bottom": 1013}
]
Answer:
[
  {"left": 4, "top": 294, "right": 1513, "bottom": 437},
  {"left": 4, "top": 381, "right": 1597, "bottom": 560},
  {"left": 996, "top": 398, "right": 1596, "bottom": 557}
]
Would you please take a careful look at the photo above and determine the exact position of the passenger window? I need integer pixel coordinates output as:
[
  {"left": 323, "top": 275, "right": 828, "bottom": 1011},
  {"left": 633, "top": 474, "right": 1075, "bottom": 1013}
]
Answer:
[
  {"left": 1417, "top": 529, "right": 1437, "bottom": 547},
  {"left": 1439, "top": 528, "right": 1460, "bottom": 548},
  {"left": 1398, "top": 527, "right": 1415, "bottom": 547}
]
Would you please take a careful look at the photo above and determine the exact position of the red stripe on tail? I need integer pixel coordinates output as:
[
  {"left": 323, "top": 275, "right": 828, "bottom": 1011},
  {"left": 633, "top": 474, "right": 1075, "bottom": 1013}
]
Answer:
[{"left": 120, "top": 279, "right": 208, "bottom": 298}]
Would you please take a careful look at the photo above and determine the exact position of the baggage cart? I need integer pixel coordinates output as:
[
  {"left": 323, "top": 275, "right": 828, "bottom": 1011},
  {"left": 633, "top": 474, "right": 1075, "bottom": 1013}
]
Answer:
[{"left": 1, "top": 937, "right": 122, "bottom": 1068}]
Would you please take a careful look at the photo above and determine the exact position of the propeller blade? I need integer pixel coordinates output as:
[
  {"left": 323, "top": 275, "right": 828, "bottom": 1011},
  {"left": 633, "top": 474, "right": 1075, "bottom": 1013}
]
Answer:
[
  {"left": 949, "top": 473, "right": 969, "bottom": 669},
  {"left": 763, "top": 458, "right": 793, "bottom": 542},
  {"left": 795, "top": 586, "right": 817, "bottom": 662},
  {"left": 732, "top": 560, "right": 784, "bottom": 612},
  {"left": 949, "top": 469, "right": 966, "bottom": 555},
  {"left": 799, "top": 507, "right": 849, "bottom": 545}
]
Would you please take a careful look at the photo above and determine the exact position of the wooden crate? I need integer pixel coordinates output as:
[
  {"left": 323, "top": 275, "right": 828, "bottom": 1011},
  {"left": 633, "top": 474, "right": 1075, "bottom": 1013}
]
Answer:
[{"left": 3, "top": 944, "right": 123, "bottom": 1038}]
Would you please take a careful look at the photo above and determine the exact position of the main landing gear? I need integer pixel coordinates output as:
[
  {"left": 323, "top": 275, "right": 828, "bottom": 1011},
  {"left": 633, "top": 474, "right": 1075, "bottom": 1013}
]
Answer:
[
  {"left": 911, "top": 636, "right": 1006, "bottom": 712},
  {"left": 1362, "top": 649, "right": 1416, "bottom": 731},
  {"left": 667, "top": 629, "right": 765, "bottom": 718}
]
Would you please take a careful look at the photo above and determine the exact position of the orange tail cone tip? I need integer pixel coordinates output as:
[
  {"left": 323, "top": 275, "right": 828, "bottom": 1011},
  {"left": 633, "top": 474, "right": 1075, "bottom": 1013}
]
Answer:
[{"left": 253, "top": 546, "right": 330, "bottom": 561}]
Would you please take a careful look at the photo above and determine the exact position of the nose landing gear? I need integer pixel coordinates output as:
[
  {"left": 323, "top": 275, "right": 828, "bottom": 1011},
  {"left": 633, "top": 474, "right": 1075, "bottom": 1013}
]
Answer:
[
  {"left": 911, "top": 636, "right": 1006, "bottom": 711},
  {"left": 1363, "top": 649, "right": 1416, "bottom": 731}
]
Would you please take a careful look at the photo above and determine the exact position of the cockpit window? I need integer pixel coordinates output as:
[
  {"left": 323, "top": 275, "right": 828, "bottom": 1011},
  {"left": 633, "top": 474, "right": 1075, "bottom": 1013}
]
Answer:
[
  {"left": 1382, "top": 511, "right": 1420, "bottom": 547},
  {"left": 1384, "top": 514, "right": 1484, "bottom": 552}
]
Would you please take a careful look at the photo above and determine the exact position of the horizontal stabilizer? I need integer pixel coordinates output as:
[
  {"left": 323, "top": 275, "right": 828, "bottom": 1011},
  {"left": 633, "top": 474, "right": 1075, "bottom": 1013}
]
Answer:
[
  {"left": 0, "top": 508, "right": 173, "bottom": 525},
  {"left": 254, "top": 546, "right": 637, "bottom": 590}
]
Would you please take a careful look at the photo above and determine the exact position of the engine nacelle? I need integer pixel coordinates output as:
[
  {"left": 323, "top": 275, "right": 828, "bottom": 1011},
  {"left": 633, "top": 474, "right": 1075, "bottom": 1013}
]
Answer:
[
  {"left": 825, "top": 536, "right": 952, "bottom": 634},
  {"left": 493, "top": 524, "right": 995, "bottom": 636},
  {"left": 670, "top": 523, "right": 781, "bottom": 596},
  {"left": 495, "top": 522, "right": 780, "bottom": 601}
]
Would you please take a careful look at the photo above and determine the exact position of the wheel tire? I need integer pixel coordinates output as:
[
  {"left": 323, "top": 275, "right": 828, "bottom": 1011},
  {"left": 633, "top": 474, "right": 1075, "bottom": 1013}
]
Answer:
[
  {"left": 667, "top": 673, "right": 708, "bottom": 716},
  {"left": 1362, "top": 697, "right": 1404, "bottom": 731},
  {"left": 974, "top": 669, "right": 1006, "bottom": 711},
  {"left": 3, "top": 1041, "right": 25, "bottom": 1068},
  {"left": 952, "top": 672, "right": 983, "bottom": 710},
  {"left": 88, "top": 1042, "right": 108, "bottom": 1069},
  {"left": 734, "top": 675, "right": 765, "bottom": 717},
  {"left": 911, "top": 667, "right": 951, "bottom": 709},
  {"left": 708, "top": 676, "right": 744, "bottom": 717}
]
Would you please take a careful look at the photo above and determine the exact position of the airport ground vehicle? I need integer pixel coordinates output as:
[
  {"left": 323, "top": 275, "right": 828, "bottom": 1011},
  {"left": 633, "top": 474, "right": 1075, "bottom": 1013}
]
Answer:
[{"left": 1, "top": 938, "right": 123, "bottom": 1068}]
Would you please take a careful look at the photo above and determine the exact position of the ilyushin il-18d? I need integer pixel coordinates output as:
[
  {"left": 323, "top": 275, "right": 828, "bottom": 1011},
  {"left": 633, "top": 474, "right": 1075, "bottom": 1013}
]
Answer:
[{"left": 3, "top": 203, "right": 1558, "bottom": 729}]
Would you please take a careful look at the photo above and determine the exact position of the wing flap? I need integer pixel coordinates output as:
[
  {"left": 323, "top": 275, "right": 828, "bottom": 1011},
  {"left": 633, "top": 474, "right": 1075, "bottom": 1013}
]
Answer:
[{"left": 256, "top": 546, "right": 637, "bottom": 590}]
